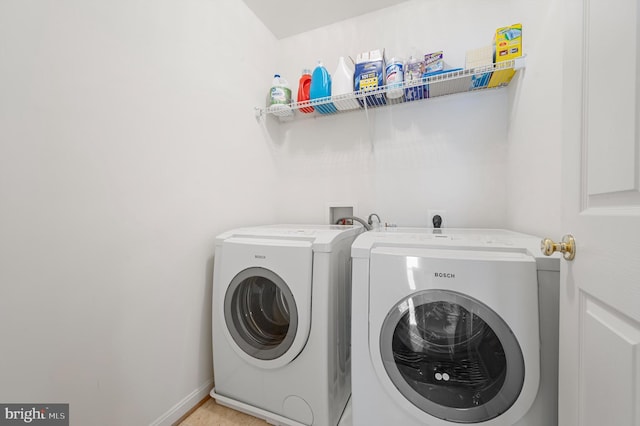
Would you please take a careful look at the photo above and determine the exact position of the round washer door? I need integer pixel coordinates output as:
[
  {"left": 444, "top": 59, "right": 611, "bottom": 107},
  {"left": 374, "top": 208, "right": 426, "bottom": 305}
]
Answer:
[
  {"left": 224, "top": 267, "right": 298, "bottom": 361},
  {"left": 380, "top": 289, "right": 525, "bottom": 424}
]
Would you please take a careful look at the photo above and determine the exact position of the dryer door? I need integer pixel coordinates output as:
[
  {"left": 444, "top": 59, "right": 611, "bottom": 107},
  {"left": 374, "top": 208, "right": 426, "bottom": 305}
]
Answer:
[
  {"left": 216, "top": 237, "right": 313, "bottom": 369},
  {"left": 380, "top": 289, "right": 525, "bottom": 423},
  {"left": 224, "top": 267, "right": 298, "bottom": 360}
]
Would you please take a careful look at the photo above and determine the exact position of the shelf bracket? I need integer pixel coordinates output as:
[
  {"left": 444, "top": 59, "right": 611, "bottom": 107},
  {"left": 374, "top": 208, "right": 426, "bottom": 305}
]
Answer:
[
  {"left": 254, "top": 107, "right": 264, "bottom": 123},
  {"left": 514, "top": 55, "right": 526, "bottom": 70}
]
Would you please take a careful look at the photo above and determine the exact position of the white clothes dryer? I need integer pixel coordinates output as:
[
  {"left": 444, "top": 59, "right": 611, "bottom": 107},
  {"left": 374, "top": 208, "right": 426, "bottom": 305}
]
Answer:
[
  {"left": 211, "top": 225, "right": 362, "bottom": 426},
  {"left": 350, "top": 228, "right": 560, "bottom": 426}
]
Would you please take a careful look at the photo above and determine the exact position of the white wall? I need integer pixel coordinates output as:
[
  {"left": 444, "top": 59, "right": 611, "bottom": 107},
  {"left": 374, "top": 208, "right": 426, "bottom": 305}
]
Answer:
[
  {"left": 268, "top": 0, "right": 562, "bottom": 234},
  {"left": 0, "top": 1, "right": 277, "bottom": 424},
  {"left": 505, "top": 0, "right": 563, "bottom": 238}
]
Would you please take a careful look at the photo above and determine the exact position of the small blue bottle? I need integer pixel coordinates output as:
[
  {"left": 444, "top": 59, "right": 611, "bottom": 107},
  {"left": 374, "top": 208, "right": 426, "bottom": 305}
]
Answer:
[{"left": 309, "top": 61, "right": 337, "bottom": 114}]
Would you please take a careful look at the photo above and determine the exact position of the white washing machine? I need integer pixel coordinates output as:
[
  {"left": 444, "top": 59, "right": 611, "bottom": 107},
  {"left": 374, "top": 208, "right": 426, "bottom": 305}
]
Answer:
[
  {"left": 350, "top": 228, "right": 560, "bottom": 426},
  {"left": 210, "top": 224, "right": 362, "bottom": 426}
]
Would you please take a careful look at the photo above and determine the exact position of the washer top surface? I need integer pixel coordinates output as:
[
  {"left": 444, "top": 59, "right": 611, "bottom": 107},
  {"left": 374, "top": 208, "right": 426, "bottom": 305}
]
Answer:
[
  {"left": 352, "top": 227, "right": 560, "bottom": 271},
  {"left": 216, "top": 224, "right": 362, "bottom": 252}
]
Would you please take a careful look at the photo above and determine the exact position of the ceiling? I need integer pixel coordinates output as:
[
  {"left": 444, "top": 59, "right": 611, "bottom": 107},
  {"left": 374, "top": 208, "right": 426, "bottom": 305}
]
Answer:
[{"left": 242, "top": 0, "right": 410, "bottom": 39}]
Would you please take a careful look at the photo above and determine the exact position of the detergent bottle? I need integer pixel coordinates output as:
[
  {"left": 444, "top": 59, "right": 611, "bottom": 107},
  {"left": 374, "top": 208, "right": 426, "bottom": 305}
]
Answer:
[
  {"left": 385, "top": 57, "right": 404, "bottom": 99},
  {"left": 297, "top": 69, "right": 314, "bottom": 113},
  {"left": 268, "top": 74, "right": 292, "bottom": 117},
  {"left": 332, "top": 56, "right": 357, "bottom": 111},
  {"left": 309, "top": 61, "right": 336, "bottom": 114}
]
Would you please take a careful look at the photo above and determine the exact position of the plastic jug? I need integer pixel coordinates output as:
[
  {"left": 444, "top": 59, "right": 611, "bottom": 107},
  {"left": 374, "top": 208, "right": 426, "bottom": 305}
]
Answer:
[
  {"left": 268, "top": 74, "right": 293, "bottom": 117},
  {"left": 332, "top": 56, "right": 357, "bottom": 111},
  {"left": 297, "top": 69, "right": 314, "bottom": 114},
  {"left": 309, "top": 61, "right": 336, "bottom": 114},
  {"left": 385, "top": 57, "right": 404, "bottom": 99}
]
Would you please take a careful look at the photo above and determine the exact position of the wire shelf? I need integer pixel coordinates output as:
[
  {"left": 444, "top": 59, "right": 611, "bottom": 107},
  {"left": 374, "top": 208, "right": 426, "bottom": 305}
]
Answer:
[{"left": 256, "top": 57, "right": 525, "bottom": 122}]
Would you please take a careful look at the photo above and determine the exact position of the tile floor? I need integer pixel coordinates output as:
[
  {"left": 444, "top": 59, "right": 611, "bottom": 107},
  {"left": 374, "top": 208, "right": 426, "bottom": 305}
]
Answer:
[
  {"left": 178, "top": 396, "right": 353, "bottom": 426},
  {"left": 178, "top": 398, "right": 269, "bottom": 426}
]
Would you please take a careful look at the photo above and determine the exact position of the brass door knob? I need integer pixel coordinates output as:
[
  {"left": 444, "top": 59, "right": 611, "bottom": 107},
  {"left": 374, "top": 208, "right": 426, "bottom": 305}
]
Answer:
[{"left": 540, "top": 234, "right": 576, "bottom": 261}]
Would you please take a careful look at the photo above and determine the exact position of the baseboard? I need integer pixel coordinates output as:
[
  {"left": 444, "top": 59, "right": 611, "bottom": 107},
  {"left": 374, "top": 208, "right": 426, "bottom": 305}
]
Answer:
[
  {"left": 150, "top": 379, "right": 214, "bottom": 426},
  {"left": 171, "top": 394, "right": 210, "bottom": 426}
]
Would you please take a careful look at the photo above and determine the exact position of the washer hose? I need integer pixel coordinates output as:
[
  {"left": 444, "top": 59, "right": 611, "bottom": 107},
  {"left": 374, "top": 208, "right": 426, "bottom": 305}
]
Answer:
[
  {"left": 367, "top": 213, "right": 381, "bottom": 227},
  {"left": 335, "top": 216, "right": 373, "bottom": 231}
]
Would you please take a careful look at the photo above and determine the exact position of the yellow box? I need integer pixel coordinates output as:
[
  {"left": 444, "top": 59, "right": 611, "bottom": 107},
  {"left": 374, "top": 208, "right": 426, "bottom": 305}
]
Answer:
[{"left": 488, "top": 23, "right": 522, "bottom": 88}]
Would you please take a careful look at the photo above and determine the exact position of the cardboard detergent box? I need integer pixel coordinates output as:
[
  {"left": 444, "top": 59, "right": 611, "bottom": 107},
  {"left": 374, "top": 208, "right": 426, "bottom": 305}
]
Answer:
[
  {"left": 489, "top": 23, "right": 522, "bottom": 88},
  {"left": 424, "top": 51, "right": 444, "bottom": 74},
  {"left": 354, "top": 49, "right": 386, "bottom": 107},
  {"left": 466, "top": 45, "right": 494, "bottom": 89}
]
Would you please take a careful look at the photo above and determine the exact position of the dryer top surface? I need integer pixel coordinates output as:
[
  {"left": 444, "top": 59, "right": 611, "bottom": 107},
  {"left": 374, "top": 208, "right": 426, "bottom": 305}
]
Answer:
[
  {"left": 352, "top": 228, "right": 560, "bottom": 271},
  {"left": 216, "top": 224, "right": 362, "bottom": 252}
]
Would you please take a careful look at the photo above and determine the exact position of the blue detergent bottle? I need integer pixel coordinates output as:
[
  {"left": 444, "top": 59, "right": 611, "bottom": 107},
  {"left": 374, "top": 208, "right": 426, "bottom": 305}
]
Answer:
[{"left": 309, "top": 61, "right": 336, "bottom": 114}]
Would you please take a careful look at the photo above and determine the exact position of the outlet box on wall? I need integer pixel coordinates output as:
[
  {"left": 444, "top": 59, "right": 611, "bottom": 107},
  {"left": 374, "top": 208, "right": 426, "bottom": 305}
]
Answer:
[
  {"left": 428, "top": 209, "right": 447, "bottom": 228},
  {"left": 327, "top": 203, "right": 357, "bottom": 225}
]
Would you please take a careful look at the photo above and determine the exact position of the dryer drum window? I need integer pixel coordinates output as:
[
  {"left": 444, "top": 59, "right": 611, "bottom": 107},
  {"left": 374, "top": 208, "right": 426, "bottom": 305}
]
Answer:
[
  {"left": 380, "top": 289, "right": 525, "bottom": 423},
  {"left": 224, "top": 267, "right": 298, "bottom": 361}
]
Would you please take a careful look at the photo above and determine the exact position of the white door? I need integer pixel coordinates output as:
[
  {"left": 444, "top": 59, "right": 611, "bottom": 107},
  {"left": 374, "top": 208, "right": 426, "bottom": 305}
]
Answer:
[{"left": 560, "top": 0, "right": 640, "bottom": 424}]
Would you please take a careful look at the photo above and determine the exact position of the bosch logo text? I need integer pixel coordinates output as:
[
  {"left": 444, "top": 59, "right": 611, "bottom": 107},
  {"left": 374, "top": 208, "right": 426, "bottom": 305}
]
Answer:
[{"left": 434, "top": 272, "right": 455, "bottom": 279}]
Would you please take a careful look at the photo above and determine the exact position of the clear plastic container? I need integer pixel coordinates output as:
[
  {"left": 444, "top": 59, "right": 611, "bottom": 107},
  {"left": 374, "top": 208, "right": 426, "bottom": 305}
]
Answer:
[{"left": 404, "top": 56, "right": 425, "bottom": 102}]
